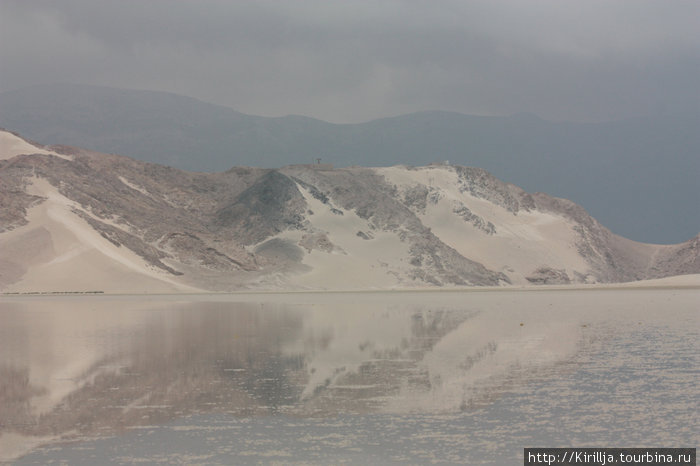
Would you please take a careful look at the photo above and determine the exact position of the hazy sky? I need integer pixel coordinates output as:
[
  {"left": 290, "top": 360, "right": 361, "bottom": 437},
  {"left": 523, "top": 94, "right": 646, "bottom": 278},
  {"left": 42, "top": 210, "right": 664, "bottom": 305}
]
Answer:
[{"left": 1, "top": 0, "right": 698, "bottom": 123}]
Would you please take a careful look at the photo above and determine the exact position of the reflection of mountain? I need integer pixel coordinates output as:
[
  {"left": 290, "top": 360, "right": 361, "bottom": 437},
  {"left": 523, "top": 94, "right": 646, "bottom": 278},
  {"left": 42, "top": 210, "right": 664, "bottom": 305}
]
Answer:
[
  {"left": 1, "top": 293, "right": 601, "bottom": 461},
  {"left": 0, "top": 302, "right": 310, "bottom": 462},
  {"left": 302, "top": 309, "right": 477, "bottom": 413},
  {"left": 0, "top": 366, "right": 44, "bottom": 432},
  {"left": 2, "top": 129, "right": 698, "bottom": 293},
  {"left": 6, "top": 292, "right": 697, "bottom": 465},
  {"left": 39, "top": 304, "right": 306, "bottom": 437}
]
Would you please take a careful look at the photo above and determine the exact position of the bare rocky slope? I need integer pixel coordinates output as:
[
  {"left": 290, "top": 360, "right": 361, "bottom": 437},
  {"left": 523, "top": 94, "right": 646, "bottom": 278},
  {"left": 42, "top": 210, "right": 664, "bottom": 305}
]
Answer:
[{"left": 1, "top": 129, "right": 698, "bottom": 292}]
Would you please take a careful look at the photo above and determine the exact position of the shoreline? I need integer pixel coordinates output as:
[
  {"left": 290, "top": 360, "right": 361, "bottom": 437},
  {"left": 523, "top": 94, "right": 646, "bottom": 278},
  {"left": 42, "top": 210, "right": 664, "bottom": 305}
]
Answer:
[{"left": 2, "top": 275, "right": 698, "bottom": 299}]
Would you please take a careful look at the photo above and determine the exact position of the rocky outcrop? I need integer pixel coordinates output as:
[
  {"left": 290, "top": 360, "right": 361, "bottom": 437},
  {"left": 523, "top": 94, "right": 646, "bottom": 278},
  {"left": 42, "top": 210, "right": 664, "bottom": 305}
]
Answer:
[{"left": 526, "top": 267, "right": 571, "bottom": 285}]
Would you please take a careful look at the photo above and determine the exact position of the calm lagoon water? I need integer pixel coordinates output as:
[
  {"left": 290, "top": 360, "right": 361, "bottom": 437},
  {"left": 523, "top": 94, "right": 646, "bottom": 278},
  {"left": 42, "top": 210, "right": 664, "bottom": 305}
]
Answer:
[{"left": 1, "top": 289, "right": 698, "bottom": 464}]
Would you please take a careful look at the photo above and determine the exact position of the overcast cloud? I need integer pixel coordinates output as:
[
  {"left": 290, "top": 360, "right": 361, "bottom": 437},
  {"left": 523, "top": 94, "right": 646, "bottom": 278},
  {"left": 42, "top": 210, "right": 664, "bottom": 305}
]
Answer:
[{"left": 1, "top": 0, "right": 698, "bottom": 123}]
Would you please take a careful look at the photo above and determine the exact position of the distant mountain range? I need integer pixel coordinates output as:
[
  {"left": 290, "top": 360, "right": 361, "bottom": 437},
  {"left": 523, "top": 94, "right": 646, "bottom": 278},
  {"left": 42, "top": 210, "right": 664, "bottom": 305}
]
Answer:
[
  {"left": 1, "top": 129, "right": 697, "bottom": 293},
  {"left": 0, "top": 83, "right": 698, "bottom": 244}
]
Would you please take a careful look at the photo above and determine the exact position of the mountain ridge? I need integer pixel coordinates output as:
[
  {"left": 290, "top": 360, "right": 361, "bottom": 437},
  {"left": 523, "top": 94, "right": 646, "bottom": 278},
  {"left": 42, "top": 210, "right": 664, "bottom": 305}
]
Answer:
[
  {"left": 1, "top": 83, "right": 698, "bottom": 244},
  {"left": 1, "top": 129, "right": 697, "bottom": 293}
]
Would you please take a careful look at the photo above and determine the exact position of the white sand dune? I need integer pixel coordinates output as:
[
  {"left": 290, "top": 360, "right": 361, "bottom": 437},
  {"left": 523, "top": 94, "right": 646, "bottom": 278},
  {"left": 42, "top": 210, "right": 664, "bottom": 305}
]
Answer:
[
  {"left": 377, "top": 166, "right": 592, "bottom": 284},
  {"left": 281, "top": 182, "right": 415, "bottom": 290},
  {"left": 615, "top": 273, "right": 700, "bottom": 287},
  {"left": 0, "top": 177, "right": 196, "bottom": 293},
  {"left": 2, "top": 128, "right": 696, "bottom": 293},
  {"left": 3, "top": 171, "right": 696, "bottom": 293},
  {"left": 0, "top": 130, "right": 72, "bottom": 161}
]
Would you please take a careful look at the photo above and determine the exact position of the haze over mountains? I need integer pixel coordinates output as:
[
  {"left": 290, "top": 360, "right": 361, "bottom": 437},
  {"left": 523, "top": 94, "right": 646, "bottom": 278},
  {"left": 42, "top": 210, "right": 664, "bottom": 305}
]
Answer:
[
  {"left": 1, "top": 84, "right": 698, "bottom": 245},
  {"left": 1, "top": 129, "right": 698, "bottom": 293}
]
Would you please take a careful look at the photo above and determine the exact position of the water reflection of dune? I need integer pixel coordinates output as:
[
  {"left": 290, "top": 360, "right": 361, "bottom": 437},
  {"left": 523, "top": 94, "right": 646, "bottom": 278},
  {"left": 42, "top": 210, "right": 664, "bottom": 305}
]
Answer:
[
  {"left": 4, "top": 289, "right": 696, "bottom": 462},
  {"left": 397, "top": 314, "right": 584, "bottom": 412},
  {"left": 299, "top": 306, "right": 587, "bottom": 414},
  {"left": 29, "top": 304, "right": 308, "bottom": 436},
  {"left": 1, "top": 296, "right": 589, "bottom": 460},
  {"left": 299, "top": 308, "right": 477, "bottom": 413}
]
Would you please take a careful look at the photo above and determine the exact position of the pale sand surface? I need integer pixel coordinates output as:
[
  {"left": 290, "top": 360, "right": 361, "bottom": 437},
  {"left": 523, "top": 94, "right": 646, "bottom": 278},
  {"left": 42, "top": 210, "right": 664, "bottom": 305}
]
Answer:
[
  {"left": 1, "top": 158, "right": 697, "bottom": 295},
  {"left": 617, "top": 273, "right": 700, "bottom": 287},
  {"left": 377, "top": 166, "right": 593, "bottom": 284},
  {"left": 0, "top": 130, "right": 72, "bottom": 161},
  {"left": 0, "top": 177, "right": 198, "bottom": 294},
  {"left": 3, "top": 274, "right": 698, "bottom": 296},
  {"left": 1, "top": 148, "right": 692, "bottom": 294},
  {"left": 279, "top": 181, "right": 415, "bottom": 289},
  {"left": 3, "top": 179, "right": 697, "bottom": 296}
]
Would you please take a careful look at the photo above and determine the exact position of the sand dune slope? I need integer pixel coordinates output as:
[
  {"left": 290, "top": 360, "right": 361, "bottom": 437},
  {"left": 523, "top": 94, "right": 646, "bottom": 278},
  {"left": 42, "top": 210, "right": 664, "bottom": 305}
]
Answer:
[
  {"left": 1, "top": 129, "right": 698, "bottom": 293},
  {"left": 1, "top": 176, "right": 194, "bottom": 293}
]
